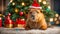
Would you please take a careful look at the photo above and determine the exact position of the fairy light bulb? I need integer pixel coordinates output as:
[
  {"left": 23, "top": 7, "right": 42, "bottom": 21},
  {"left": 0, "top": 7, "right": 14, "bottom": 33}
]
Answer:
[
  {"left": 21, "top": 19, "right": 25, "bottom": 21},
  {"left": 48, "top": 6, "right": 51, "bottom": 9},
  {"left": 56, "top": 21, "right": 59, "bottom": 24},
  {"left": 54, "top": 18, "right": 57, "bottom": 21},
  {"left": 15, "top": 8, "right": 19, "bottom": 13},
  {"left": 10, "top": 0, "right": 13, "bottom": 3},
  {"left": 22, "top": 2, "right": 25, "bottom": 6},
  {"left": 43, "top": 1, "right": 46, "bottom": 4},
  {"left": 12, "top": 2, "right": 15, "bottom": 5},
  {"left": 39, "top": 0, "right": 42, "bottom": 2},
  {"left": 55, "top": 14, "right": 59, "bottom": 17},
  {"left": 50, "top": 18, "right": 53, "bottom": 22}
]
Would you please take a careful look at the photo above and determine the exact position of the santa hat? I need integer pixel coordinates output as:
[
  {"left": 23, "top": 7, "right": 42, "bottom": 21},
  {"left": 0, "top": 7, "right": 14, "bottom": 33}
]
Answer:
[{"left": 29, "top": 0, "right": 41, "bottom": 9}]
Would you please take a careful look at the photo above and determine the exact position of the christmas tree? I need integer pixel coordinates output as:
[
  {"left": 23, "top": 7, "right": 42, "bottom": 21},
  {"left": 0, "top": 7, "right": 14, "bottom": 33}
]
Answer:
[
  {"left": 2, "top": 0, "right": 57, "bottom": 28},
  {"left": 5, "top": 0, "right": 56, "bottom": 22}
]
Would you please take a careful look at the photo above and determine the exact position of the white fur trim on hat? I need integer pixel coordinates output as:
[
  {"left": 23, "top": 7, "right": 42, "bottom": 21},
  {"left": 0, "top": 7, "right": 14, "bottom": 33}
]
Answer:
[{"left": 29, "top": 6, "right": 42, "bottom": 9}]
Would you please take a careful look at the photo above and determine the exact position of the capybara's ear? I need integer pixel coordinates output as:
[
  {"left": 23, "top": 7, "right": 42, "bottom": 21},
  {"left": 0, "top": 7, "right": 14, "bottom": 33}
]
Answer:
[{"left": 36, "top": 9, "right": 42, "bottom": 13}]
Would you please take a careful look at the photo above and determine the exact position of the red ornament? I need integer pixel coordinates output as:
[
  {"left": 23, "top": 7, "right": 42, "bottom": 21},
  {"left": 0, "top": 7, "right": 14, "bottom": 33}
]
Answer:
[
  {"left": 8, "top": 13, "right": 11, "bottom": 16},
  {"left": 0, "top": 17, "right": 2, "bottom": 27},
  {"left": 5, "top": 16, "right": 14, "bottom": 24},
  {"left": 6, "top": 20, "right": 14, "bottom": 24},
  {"left": 19, "top": 11, "right": 24, "bottom": 16},
  {"left": 5, "top": 16, "right": 10, "bottom": 21}
]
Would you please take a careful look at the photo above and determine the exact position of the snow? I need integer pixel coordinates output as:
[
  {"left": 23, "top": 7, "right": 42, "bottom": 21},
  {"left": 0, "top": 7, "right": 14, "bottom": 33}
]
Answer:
[{"left": 0, "top": 26, "right": 60, "bottom": 34}]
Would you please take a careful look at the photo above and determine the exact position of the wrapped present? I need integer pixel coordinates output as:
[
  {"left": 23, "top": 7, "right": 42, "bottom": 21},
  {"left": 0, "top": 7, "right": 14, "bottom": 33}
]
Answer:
[
  {"left": 5, "top": 16, "right": 14, "bottom": 28},
  {"left": 0, "top": 17, "right": 2, "bottom": 27},
  {"left": 15, "top": 18, "right": 26, "bottom": 29}
]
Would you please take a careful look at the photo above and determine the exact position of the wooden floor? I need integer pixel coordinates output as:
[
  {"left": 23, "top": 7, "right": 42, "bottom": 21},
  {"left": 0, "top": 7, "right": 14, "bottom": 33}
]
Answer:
[{"left": 0, "top": 26, "right": 60, "bottom": 34}]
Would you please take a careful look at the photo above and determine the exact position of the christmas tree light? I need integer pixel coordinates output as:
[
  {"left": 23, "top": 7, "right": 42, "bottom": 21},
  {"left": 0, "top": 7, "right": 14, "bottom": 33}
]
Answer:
[
  {"left": 48, "top": 6, "right": 51, "bottom": 9},
  {"left": 43, "top": 1, "right": 46, "bottom": 4},
  {"left": 15, "top": 8, "right": 19, "bottom": 13},
  {"left": 50, "top": 18, "right": 53, "bottom": 22},
  {"left": 39, "top": 0, "right": 42, "bottom": 2},
  {"left": 22, "top": 2, "right": 25, "bottom": 6},
  {"left": 12, "top": 2, "right": 15, "bottom": 5},
  {"left": 55, "top": 14, "right": 59, "bottom": 17},
  {"left": 54, "top": 18, "right": 57, "bottom": 21}
]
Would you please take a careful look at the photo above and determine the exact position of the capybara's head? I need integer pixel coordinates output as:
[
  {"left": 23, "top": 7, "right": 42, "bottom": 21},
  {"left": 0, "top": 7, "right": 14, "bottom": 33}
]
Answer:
[{"left": 28, "top": 8, "right": 41, "bottom": 22}]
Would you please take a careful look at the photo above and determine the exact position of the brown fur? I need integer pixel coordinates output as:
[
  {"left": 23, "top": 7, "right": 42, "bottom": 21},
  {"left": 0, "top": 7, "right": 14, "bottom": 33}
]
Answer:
[{"left": 25, "top": 8, "right": 47, "bottom": 30}]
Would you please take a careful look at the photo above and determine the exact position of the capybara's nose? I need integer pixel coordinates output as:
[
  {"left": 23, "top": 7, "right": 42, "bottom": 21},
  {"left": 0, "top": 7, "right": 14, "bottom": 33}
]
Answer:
[{"left": 31, "top": 15, "right": 35, "bottom": 20}]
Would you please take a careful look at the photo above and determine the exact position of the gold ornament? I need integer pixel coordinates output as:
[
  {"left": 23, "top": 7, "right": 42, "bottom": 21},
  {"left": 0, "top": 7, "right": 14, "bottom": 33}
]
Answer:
[
  {"left": 0, "top": 14, "right": 2, "bottom": 16},
  {"left": 22, "top": 2, "right": 25, "bottom": 6},
  {"left": 15, "top": 8, "right": 19, "bottom": 13},
  {"left": 12, "top": 2, "right": 15, "bottom": 5},
  {"left": 43, "top": 1, "right": 46, "bottom": 4},
  {"left": 10, "top": 0, "right": 13, "bottom": 3}
]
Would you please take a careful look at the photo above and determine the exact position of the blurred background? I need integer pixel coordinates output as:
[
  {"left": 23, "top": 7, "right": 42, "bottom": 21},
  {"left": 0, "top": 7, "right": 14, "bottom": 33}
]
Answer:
[{"left": 0, "top": 0, "right": 60, "bottom": 14}]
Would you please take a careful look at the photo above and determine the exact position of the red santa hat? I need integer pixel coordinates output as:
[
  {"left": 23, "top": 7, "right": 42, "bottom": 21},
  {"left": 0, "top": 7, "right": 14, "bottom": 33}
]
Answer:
[{"left": 29, "top": 0, "right": 41, "bottom": 9}]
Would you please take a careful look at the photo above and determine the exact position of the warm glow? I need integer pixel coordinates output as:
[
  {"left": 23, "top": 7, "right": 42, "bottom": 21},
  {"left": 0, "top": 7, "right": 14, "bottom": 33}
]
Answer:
[
  {"left": 22, "top": 2, "right": 25, "bottom": 6},
  {"left": 15, "top": 8, "right": 18, "bottom": 13},
  {"left": 0, "top": 17, "right": 2, "bottom": 20},
  {"left": 9, "top": 24, "right": 13, "bottom": 28},
  {"left": 55, "top": 14, "right": 59, "bottom": 17},
  {"left": 17, "top": 24, "right": 24, "bottom": 29},
  {"left": 40, "top": 7, "right": 42, "bottom": 9},
  {"left": 10, "top": 0, "right": 13, "bottom": 2},
  {"left": 10, "top": 20, "right": 12, "bottom": 23},
  {"left": 43, "top": 1, "right": 46, "bottom": 4},
  {"left": 56, "top": 21, "right": 59, "bottom": 24},
  {"left": 54, "top": 18, "right": 57, "bottom": 21},
  {"left": 3, "top": 15, "right": 5, "bottom": 17},
  {"left": 12, "top": 2, "right": 15, "bottom": 5},
  {"left": 39, "top": 0, "right": 42, "bottom": 2},
  {"left": 50, "top": 18, "right": 53, "bottom": 22},
  {"left": 0, "top": 14, "right": 2, "bottom": 16},
  {"left": 59, "top": 16, "right": 60, "bottom": 20},
  {"left": 21, "top": 19, "right": 25, "bottom": 21},
  {"left": 48, "top": 6, "right": 51, "bottom": 9}
]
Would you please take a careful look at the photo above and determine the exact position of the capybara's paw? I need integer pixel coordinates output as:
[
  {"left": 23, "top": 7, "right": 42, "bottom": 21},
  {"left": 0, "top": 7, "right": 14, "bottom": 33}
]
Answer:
[
  {"left": 40, "top": 26, "right": 47, "bottom": 30},
  {"left": 25, "top": 26, "right": 31, "bottom": 30}
]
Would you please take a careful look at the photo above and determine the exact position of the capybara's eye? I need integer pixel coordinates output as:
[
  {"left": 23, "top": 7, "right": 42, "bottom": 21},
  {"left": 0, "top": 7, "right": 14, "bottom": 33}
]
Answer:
[
  {"left": 30, "top": 12, "right": 32, "bottom": 14},
  {"left": 36, "top": 11, "right": 39, "bottom": 13}
]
